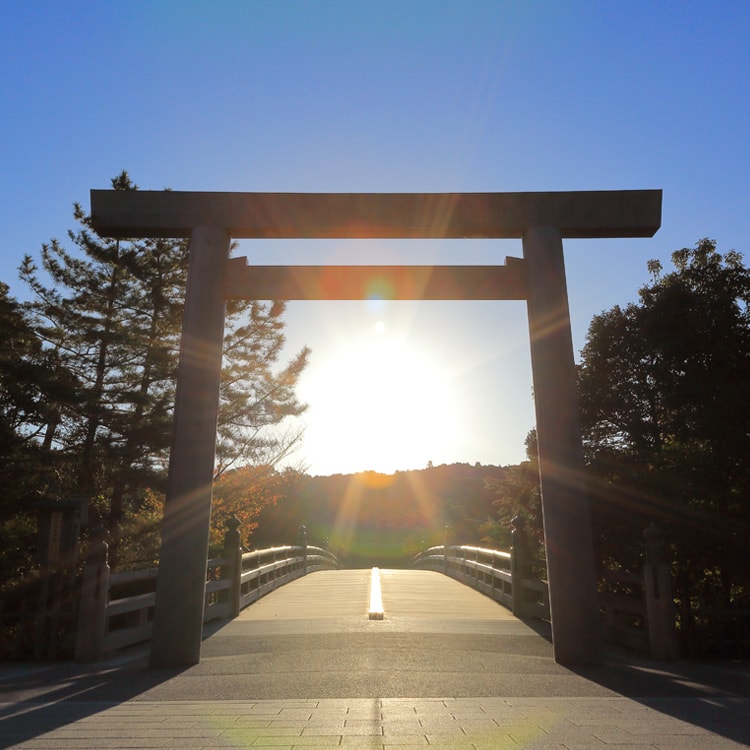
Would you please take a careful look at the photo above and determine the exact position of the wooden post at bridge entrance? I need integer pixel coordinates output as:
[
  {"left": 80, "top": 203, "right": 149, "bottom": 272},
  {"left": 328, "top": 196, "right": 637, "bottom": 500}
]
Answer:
[{"left": 90, "top": 189, "right": 662, "bottom": 668}]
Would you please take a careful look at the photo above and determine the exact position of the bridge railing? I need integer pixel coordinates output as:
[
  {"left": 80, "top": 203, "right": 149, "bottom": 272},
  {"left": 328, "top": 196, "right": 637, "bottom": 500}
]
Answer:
[
  {"left": 412, "top": 543, "right": 550, "bottom": 620},
  {"left": 235, "top": 544, "right": 340, "bottom": 612},
  {"left": 75, "top": 521, "right": 339, "bottom": 661},
  {"left": 597, "top": 523, "right": 677, "bottom": 660},
  {"left": 413, "top": 523, "right": 678, "bottom": 660}
]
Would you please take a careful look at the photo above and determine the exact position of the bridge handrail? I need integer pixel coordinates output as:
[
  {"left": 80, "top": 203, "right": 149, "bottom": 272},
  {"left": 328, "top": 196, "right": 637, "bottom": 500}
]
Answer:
[
  {"left": 412, "top": 543, "right": 548, "bottom": 620},
  {"left": 413, "top": 544, "right": 511, "bottom": 565},
  {"left": 75, "top": 539, "right": 340, "bottom": 662},
  {"left": 412, "top": 524, "right": 678, "bottom": 661}
]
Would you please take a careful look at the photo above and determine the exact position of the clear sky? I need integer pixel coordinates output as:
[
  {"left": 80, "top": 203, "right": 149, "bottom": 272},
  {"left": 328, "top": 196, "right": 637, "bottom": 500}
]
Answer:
[{"left": 2, "top": 1, "right": 748, "bottom": 476}]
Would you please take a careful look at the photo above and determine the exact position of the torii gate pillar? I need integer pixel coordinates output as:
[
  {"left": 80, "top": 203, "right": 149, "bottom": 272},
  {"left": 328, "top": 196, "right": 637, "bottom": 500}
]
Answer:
[
  {"left": 90, "top": 188, "right": 662, "bottom": 668},
  {"left": 150, "top": 226, "right": 231, "bottom": 667},
  {"left": 524, "top": 225, "right": 601, "bottom": 664}
]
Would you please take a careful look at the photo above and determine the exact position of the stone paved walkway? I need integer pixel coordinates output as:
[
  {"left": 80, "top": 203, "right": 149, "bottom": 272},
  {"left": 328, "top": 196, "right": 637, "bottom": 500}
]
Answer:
[
  {"left": 2, "top": 695, "right": 749, "bottom": 748},
  {"left": 1, "top": 570, "right": 748, "bottom": 748}
]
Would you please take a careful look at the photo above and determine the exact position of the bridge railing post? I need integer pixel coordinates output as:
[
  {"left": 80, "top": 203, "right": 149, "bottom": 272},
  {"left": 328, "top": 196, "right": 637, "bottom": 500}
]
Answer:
[
  {"left": 222, "top": 515, "right": 242, "bottom": 618},
  {"left": 299, "top": 524, "right": 308, "bottom": 574},
  {"left": 443, "top": 525, "right": 449, "bottom": 574},
  {"left": 643, "top": 523, "right": 678, "bottom": 660},
  {"left": 75, "top": 524, "right": 109, "bottom": 662}
]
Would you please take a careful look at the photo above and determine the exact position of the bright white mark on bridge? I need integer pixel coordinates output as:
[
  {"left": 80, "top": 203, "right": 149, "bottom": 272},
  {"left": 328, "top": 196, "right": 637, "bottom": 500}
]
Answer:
[{"left": 368, "top": 567, "right": 384, "bottom": 620}]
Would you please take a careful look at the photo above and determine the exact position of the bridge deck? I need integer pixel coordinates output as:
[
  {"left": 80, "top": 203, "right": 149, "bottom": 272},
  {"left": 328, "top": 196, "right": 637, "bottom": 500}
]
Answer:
[
  {"left": 192, "top": 569, "right": 549, "bottom": 700},
  {"left": 224, "top": 569, "right": 520, "bottom": 633},
  {"left": 2, "top": 569, "right": 748, "bottom": 748}
]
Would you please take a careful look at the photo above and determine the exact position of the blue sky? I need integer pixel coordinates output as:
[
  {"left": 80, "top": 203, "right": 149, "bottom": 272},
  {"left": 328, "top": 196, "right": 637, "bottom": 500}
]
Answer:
[{"left": 2, "top": 1, "right": 748, "bottom": 475}]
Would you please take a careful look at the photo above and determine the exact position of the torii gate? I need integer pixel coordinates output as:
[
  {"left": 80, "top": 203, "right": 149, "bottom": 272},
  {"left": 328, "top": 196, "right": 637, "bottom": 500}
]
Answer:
[{"left": 91, "top": 189, "right": 662, "bottom": 667}]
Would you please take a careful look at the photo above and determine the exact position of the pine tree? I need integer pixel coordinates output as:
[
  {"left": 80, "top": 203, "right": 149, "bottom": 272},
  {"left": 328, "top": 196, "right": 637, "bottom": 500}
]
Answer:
[
  {"left": 0, "top": 282, "right": 71, "bottom": 517},
  {"left": 217, "top": 299, "right": 309, "bottom": 477},
  {"left": 20, "top": 174, "right": 149, "bottom": 521},
  {"left": 19, "top": 172, "right": 309, "bottom": 564}
]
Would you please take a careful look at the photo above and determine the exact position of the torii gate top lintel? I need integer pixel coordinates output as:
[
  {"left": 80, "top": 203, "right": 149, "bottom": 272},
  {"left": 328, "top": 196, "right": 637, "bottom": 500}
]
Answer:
[{"left": 90, "top": 189, "right": 662, "bottom": 240}]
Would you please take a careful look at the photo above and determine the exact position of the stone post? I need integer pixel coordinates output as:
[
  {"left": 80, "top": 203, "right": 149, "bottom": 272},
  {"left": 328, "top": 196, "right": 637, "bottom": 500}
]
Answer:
[
  {"left": 223, "top": 515, "right": 242, "bottom": 619},
  {"left": 643, "top": 523, "right": 678, "bottom": 660},
  {"left": 150, "top": 226, "right": 230, "bottom": 667},
  {"left": 524, "top": 225, "right": 601, "bottom": 665},
  {"left": 75, "top": 524, "right": 109, "bottom": 662}
]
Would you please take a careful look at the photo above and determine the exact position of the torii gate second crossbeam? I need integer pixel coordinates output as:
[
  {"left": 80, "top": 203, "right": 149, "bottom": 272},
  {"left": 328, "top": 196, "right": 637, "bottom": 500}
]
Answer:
[{"left": 90, "top": 189, "right": 662, "bottom": 668}]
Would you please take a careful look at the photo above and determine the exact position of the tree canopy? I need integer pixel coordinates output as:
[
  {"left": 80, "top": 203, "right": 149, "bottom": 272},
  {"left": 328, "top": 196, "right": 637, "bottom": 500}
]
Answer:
[
  {"left": 578, "top": 238, "right": 750, "bottom": 653},
  {"left": 2, "top": 171, "right": 309, "bottom": 573}
]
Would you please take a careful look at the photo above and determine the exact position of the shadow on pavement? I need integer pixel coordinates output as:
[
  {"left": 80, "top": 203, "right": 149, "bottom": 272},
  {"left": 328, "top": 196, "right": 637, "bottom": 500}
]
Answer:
[
  {"left": 0, "top": 650, "right": 184, "bottom": 750},
  {"left": 574, "top": 649, "right": 750, "bottom": 746},
  {"left": 518, "top": 616, "right": 553, "bottom": 642},
  {"left": 2, "top": 631, "right": 748, "bottom": 748}
]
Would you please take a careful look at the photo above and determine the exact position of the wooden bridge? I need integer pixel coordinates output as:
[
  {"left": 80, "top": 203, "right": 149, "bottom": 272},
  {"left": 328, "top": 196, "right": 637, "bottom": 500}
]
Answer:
[
  {"left": 192, "top": 567, "right": 549, "bottom": 701},
  {"left": 74, "top": 536, "right": 676, "bottom": 666}
]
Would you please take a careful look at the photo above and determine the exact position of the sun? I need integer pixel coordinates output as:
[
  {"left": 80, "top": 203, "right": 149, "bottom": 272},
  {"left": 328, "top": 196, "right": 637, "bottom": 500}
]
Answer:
[{"left": 298, "top": 319, "right": 462, "bottom": 475}]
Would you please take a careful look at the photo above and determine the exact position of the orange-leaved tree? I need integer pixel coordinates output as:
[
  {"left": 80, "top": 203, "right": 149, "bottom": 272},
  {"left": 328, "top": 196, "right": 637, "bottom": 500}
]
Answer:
[{"left": 209, "top": 465, "right": 290, "bottom": 552}]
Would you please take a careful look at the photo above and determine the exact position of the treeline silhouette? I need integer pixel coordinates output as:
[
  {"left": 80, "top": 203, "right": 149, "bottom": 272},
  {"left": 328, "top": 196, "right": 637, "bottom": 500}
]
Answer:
[{"left": 251, "top": 463, "right": 507, "bottom": 568}]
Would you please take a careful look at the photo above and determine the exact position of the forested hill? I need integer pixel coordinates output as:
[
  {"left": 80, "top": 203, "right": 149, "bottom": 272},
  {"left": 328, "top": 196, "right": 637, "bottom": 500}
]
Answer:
[{"left": 251, "top": 463, "right": 508, "bottom": 568}]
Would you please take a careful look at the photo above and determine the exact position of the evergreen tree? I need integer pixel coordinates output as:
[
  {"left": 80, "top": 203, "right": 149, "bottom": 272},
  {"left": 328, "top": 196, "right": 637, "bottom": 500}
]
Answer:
[
  {"left": 0, "top": 282, "right": 79, "bottom": 586},
  {"left": 20, "top": 174, "right": 154, "bottom": 523},
  {"left": 18, "top": 172, "right": 309, "bottom": 565},
  {"left": 0, "top": 282, "right": 73, "bottom": 518},
  {"left": 578, "top": 238, "right": 750, "bottom": 653},
  {"left": 216, "top": 299, "right": 309, "bottom": 477}
]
